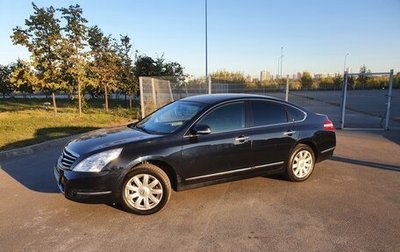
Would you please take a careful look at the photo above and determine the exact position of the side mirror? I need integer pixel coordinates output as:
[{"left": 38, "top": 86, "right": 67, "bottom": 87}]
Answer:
[{"left": 192, "top": 124, "right": 212, "bottom": 135}]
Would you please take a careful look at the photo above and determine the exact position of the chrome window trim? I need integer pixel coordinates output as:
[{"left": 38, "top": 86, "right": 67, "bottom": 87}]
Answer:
[
  {"left": 184, "top": 98, "right": 308, "bottom": 137},
  {"left": 250, "top": 98, "right": 307, "bottom": 123},
  {"left": 185, "top": 161, "right": 284, "bottom": 181}
]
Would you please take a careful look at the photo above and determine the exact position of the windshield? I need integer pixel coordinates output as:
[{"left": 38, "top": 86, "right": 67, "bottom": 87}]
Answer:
[{"left": 134, "top": 101, "right": 206, "bottom": 134}]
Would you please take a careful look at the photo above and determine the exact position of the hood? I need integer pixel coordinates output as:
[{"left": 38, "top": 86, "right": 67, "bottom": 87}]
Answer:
[{"left": 67, "top": 125, "right": 160, "bottom": 155}]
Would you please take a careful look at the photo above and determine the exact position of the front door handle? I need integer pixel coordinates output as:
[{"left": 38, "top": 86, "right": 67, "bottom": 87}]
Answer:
[
  {"left": 234, "top": 135, "right": 249, "bottom": 144},
  {"left": 283, "top": 130, "right": 296, "bottom": 136}
]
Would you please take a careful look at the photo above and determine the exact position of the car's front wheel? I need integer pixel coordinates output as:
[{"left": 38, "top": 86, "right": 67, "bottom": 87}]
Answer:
[
  {"left": 121, "top": 163, "right": 171, "bottom": 215},
  {"left": 286, "top": 144, "right": 315, "bottom": 182}
]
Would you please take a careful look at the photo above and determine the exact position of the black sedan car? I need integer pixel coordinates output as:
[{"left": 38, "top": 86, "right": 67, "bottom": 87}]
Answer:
[{"left": 54, "top": 94, "right": 336, "bottom": 215}]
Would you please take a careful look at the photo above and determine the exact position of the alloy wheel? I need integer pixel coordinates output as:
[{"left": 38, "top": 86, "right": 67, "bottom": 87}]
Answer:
[
  {"left": 292, "top": 150, "right": 313, "bottom": 179},
  {"left": 124, "top": 174, "right": 163, "bottom": 210}
]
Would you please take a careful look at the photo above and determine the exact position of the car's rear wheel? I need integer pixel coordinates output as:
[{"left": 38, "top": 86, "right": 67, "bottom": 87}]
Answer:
[
  {"left": 121, "top": 163, "right": 171, "bottom": 215},
  {"left": 286, "top": 144, "right": 315, "bottom": 182}
]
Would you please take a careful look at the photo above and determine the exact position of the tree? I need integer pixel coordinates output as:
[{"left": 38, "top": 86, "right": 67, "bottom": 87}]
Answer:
[
  {"left": 134, "top": 55, "right": 157, "bottom": 77},
  {"left": 333, "top": 74, "right": 343, "bottom": 89},
  {"left": 300, "top": 72, "right": 313, "bottom": 89},
  {"left": 116, "top": 35, "right": 137, "bottom": 109},
  {"left": 394, "top": 72, "right": 400, "bottom": 88},
  {"left": 319, "top": 76, "right": 334, "bottom": 89},
  {"left": 348, "top": 76, "right": 355, "bottom": 89},
  {"left": 134, "top": 54, "right": 185, "bottom": 82},
  {"left": 88, "top": 26, "right": 119, "bottom": 113},
  {"left": 154, "top": 55, "right": 185, "bottom": 82},
  {"left": 356, "top": 65, "right": 371, "bottom": 89},
  {"left": 289, "top": 79, "right": 301, "bottom": 90},
  {"left": 11, "top": 3, "right": 64, "bottom": 114},
  {"left": 0, "top": 64, "right": 15, "bottom": 98},
  {"left": 9, "top": 60, "right": 37, "bottom": 96},
  {"left": 59, "top": 4, "right": 89, "bottom": 116},
  {"left": 211, "top": 70, "right": 245, "bottom": 83}
]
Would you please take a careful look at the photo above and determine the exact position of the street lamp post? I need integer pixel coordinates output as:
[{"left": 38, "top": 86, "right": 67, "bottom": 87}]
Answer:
[
  {"left": 280, "top": 46, "right": 283, "bottom": 78},
  {"left": 277, "top": 57, "right": 280, "bottom": 80},
  {"left": 205, "top": 0, "right": 211, "bottom": 94},
  {"left": 344, "top": 53, "right": 349, "bottom": 73}
]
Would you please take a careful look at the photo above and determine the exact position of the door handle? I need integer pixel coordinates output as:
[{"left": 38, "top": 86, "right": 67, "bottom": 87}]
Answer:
[
  {"left": 283, "top": 130, "right": 296, "bottom": 136},
  {"left": 234, "top": 136, "right": 249, "bottom": 144}
]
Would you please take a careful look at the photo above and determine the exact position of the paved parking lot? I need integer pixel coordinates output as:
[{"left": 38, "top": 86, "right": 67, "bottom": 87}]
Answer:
[{"left": 0, "top": 130, "right": 399, "bottom": 251}]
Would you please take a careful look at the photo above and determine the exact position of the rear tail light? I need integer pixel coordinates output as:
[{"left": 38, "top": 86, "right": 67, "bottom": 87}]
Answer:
[{"left": 324, "top": 119, "right": 335, "bottom": 131}]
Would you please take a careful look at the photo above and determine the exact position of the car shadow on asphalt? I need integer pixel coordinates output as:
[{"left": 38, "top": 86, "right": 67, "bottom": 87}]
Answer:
[
  {"left": 330, "top": 156, "right": 400, "bottom": 172},
  {"left": 1, "top": 160, "right": 61, "bottom": 193},
  {"left": 382, "top": 130, "right": 400, "bottom": 145},
  {"left": 0, "top": 126, "right": 99, "bottom": 193}
]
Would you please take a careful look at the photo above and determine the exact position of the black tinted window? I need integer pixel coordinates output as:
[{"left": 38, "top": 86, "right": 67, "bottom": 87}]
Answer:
[
  {"left": 286, "top": 105, "right": 305, "bottom": 122},
  {"left": 251, "top": 101, "right": 287, "bottom": 126},
  {"left": 198, "top": 102, "right": 245, "bottom": 133}
]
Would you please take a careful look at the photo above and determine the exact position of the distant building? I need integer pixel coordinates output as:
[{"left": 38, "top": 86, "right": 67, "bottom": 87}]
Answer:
[
  {"left": 297, "top": 72, "right": 302, "bottom": 79},
  {"left": 313, "top": 73, "right": 322, "bottom": 79},
  {"left": 260, "top": 70, "right": 271, "bottom": 82}
]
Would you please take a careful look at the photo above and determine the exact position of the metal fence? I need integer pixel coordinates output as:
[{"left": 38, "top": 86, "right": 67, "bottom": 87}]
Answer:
[
  {"left": 139, "top": 74, "right": 399, "bottom": 130},
  {"left": 340, "top": 70, "right": 397, "bottom": 130}
]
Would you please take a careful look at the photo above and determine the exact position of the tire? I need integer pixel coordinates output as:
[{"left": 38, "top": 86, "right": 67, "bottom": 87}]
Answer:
[
  {"left": 121, "top": 163, "right": 171, "bottom": 215},
  {"left": 286, "top": 144, "right": 315, "bottom": 182}
]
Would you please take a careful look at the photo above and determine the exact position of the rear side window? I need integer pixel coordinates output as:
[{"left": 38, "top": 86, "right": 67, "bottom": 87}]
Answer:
[
  {"left": 198, "top": 102, "right": 245, "bottom": 133},
  {"left": 251, "top": 100, "right": 288, "bottom": 126},
  {"left": 286, "top": 105, "right": 305, "bottom": 122}
]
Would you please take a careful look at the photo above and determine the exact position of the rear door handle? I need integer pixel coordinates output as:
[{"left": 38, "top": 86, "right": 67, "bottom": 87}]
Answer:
[
  {"left": 234, "top": 135, "right": 249, "bottom": 144},
  {"left": 283, "top": 130, "right": 296, "bottom": 136}
]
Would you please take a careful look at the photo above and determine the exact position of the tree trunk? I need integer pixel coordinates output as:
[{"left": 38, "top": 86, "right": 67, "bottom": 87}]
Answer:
[
  {"left": 129, "top": 94, "right": 132, "bottom": 110},
  {"left": 78, "top": 82, "right": 82, "bottom": 117},
  {"left": 52, "top": 92, "right": 58, "bottom": 114},
  {"left": 104, "top": 85, "right": 109, "bottom": 113}
]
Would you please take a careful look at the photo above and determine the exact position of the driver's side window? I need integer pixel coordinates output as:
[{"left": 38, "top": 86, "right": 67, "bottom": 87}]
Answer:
[{"left": 198, "top": 102, "right": 245, "bottom": 133}]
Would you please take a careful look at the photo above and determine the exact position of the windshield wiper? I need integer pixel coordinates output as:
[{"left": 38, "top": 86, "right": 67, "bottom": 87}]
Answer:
[
  {"left": 135, "top": 125, "right": 151, "bottom": 134},
  {"left": 135, "top": 125, "right": 160, "bottom": 134}
]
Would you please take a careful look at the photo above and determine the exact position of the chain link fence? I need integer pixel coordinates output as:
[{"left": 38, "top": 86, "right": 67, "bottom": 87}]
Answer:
[{"left": 139, "top": 74, "right": 399, "bottom": 130}]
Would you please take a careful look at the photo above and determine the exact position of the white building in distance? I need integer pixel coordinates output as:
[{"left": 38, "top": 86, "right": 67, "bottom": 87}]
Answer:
[{"left": 260, "top": 70, "right": 271, "bottom": 82}]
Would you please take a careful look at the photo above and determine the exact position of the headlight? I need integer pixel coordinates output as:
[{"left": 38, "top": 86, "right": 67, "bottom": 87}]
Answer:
[{"left": 73, "top": 148, "right": 123, "bottom": 172}]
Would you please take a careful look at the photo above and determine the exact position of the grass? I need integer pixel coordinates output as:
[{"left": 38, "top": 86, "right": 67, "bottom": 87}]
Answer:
[{"left": 0, "top": 98, "right": 139, "bottom": 151}]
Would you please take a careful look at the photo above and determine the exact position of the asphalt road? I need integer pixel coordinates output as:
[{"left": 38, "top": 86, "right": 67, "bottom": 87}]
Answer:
[{"left": 0, "top": 130, "right": 399, "bottom": 251}]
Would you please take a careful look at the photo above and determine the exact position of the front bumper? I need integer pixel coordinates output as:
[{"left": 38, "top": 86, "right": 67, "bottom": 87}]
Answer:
[{"left": 54, "top": 165, "right": 121, "bottom": 203}]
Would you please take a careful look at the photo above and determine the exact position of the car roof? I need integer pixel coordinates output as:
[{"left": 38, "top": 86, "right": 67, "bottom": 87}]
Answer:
[{"left": 180, "top": 93, "right": 281, "bottom": 105}]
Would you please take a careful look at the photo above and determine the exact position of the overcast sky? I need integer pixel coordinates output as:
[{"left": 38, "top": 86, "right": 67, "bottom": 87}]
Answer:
[{"left": 1, "top": 0, "right": 399, "bottom": 77}]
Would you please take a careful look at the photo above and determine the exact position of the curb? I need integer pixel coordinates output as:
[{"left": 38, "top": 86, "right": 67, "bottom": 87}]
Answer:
[{"left": 0, "top": 135, "right": 76, "bottom": 162}]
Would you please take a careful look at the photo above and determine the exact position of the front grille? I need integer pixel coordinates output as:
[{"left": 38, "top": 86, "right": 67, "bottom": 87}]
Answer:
[{"left": 59, "top": 147, "right": 80, "bottom": 170}]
